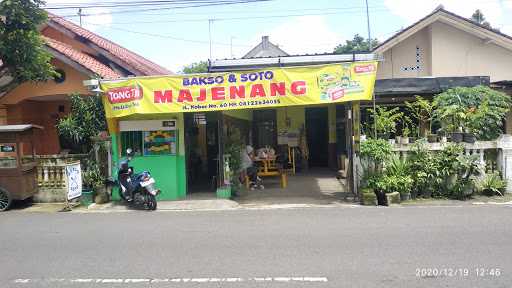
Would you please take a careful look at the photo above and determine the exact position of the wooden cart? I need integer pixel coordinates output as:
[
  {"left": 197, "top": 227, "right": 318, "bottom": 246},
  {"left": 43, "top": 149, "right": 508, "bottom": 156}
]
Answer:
[{"left": 0, "top": 125, "right": 42, "bottom": 211}]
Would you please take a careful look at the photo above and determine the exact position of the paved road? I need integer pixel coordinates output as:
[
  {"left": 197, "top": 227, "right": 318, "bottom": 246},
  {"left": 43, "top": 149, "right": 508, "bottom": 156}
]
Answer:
[{"left": 1, "top": 205, "right": 511, "bottom": 288}]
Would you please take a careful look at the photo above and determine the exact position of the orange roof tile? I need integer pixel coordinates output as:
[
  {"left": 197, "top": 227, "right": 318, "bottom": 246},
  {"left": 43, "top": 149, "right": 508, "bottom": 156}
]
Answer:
[
  {"left": 47, "top": 13, "right": 172, "bottom": 76},
  {"left": 43, "top": 36, "right": 121, "bottom": 79}
]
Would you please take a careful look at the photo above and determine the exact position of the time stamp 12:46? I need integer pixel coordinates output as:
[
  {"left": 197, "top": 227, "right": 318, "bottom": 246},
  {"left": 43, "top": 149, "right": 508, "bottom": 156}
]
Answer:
[{"left": 416, "top": 267, "right": 502, "bottom": 278}]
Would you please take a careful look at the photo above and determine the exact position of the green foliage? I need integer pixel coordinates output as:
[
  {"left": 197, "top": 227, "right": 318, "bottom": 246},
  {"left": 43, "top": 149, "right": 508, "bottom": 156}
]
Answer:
[
  {"left": 386, "top": 155, "right": 409, "bottom": 176},
  {"left": 373, "top": 155, "right": 413, "bottom": 196},
  {"left": 367, "top": 106, "right": 403, "bottom": 138},
  {"left": 181, "top": 61, "right": 208, "bottom": 74},
  {"left": 436, "top": 143, "right": 465, "bottom": 177},
  {"left": 56, "top": 94, "right": 107, "bottom": 152},
  {"left": 333, "top": 34, "right": 379, "bottom": 53},
  {"left": 407, "top": 139, "right": 439, "bottom": 197},
  {"left": 433, "top": 86, "right": 511, "bottom": 140},
  {"left": 224, "top": 126, "right": 243, "bottom": 191},
  {"left": 405, "top": 96, "right": 435, "bottom": 137},
  {"left": 476, "top": 172, "right": 506, "bottom": 196},
  {"left": 360, "top": 138, "right": 392, "bottom": 163},
  {"left": 368, "top": 173, "right": 413, "bottom": 196},
  {"left": 0, "top": 0, "right": 56, "bottom": 84},
  {"left": 82, "top": 161, "right": 104, "bottom": 189}
]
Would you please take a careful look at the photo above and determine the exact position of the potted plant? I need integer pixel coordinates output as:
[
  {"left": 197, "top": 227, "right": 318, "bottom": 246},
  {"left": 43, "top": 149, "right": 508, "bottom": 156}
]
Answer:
[
  {"left": 434, "top": 86, "right": 511, "bottom": 142},
  {"left": 401, "top": 126, "right": 410, "bottom": 145},
  {"left": 369, "top": 106, "right": 403, "bottom": 141},
  {"left": 83, "top": 161, "right": 109, "bottom": 204},
  {"left": 427, "top": 133, "right": 438, "bottom": 143},
  {"left": 405, "top": 96, "right": 435, "bottom": 138},
  {"left": 476, "top": 172, "right": 506, "bottom": 196}
]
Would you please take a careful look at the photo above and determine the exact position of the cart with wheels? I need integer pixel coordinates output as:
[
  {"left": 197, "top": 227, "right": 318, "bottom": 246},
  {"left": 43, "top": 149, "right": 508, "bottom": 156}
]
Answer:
[{"left": 0, "top": 125, "right": 42, "bottom": 211}]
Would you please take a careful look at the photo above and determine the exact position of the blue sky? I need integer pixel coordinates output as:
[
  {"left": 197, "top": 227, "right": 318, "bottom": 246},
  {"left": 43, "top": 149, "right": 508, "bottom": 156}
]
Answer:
[{"left": 46, "top": 0, "right": 512, "bottom": 72}]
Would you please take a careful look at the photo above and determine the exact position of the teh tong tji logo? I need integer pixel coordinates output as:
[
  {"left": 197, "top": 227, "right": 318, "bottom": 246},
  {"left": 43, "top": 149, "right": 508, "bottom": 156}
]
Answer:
[{"left": 107, "top": 86, "right": 143, "bottom": 104}]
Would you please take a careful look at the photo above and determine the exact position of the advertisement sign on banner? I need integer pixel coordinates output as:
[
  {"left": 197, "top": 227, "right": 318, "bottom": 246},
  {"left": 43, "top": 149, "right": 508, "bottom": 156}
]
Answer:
[
  {"left": 65, "top": 163, "right": 82, "bottom": 200},
  {"left": 100, "top": 62, "right": 378, "bottom": 118}
]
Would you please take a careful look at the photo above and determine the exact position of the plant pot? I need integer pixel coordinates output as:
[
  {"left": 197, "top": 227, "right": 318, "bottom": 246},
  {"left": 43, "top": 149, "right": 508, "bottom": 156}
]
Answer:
[
  {"left": 395, "top": 136, "right": 402, "bottom": 144},
  {"left": 362, "top": 192, "right": 378, "bottom": 206},
  {"left": 400, "top": 192, "right": 411, "bottom": 201},
  {"left": 375, "top": 190, "right": 387, "bottom": 206},
  {"left": 386, "top": 192, "right": 401, "bottom": 205},
  {"left": 93, "top": 185, "right": 110, "bottom": 204},
  {"left": 388, "top": 139, "right": 396, "bottom": 145},
  {"left": 80, "top": 189, "right": 94, "bottom": 206},
  {"left": 94, "top": 192, "right": 110, "bottom": 204},
  {"left": 450, "top": 132, "right": 463, "bottom": 143},
  {"left": 463, "top": 133, "right": 476, "bottom": 143},
  {"left": 427, "top": 134, "right": 438, "bottom": 143},
  {"left": 377, "top": 133, "right": 390, "bottom": 140},
  {"left": 400, "top": 137, "right": 410, "bottom": 145}
]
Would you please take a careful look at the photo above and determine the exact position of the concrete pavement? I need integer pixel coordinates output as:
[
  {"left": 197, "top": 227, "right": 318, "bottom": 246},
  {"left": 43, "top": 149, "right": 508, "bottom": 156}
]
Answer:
[{"left": 1, "top": 205, "right": 511, "bottom": 287}]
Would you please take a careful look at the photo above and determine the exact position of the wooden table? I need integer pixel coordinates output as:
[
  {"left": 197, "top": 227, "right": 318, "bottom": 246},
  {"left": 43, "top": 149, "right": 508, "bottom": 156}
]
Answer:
[{"left": 245, "top": 157, "right": 288, "bottom": 189}]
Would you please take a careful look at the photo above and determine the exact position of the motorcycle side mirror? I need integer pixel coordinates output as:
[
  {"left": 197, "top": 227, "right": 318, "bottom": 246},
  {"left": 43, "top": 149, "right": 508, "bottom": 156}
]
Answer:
[{"left": 126, "top": 148, "right": 134, "bottom": 158}]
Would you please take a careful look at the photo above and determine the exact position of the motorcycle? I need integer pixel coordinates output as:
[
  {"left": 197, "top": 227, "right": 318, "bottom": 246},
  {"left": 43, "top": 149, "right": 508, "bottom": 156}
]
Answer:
[{"left": 117, "top": 148, "right": 160, "bottom": 210}]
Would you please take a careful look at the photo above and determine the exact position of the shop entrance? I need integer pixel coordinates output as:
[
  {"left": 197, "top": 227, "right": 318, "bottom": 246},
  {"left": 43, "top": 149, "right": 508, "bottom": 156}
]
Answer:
[
  {"left": 306, "top": 107, "right": 329, "bottom": 167},
  {"left": 184, "top": 112, "right": 221, "bottom": 194}
]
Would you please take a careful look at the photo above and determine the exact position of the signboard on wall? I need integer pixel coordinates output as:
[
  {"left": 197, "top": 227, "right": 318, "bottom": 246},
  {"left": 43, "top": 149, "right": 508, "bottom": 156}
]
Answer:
[
  {"left": 100, "top": 62, "right": 378, "bottom": 118},
  {"left": 65, "top": 163, "right": 82, "bottom": 200}
]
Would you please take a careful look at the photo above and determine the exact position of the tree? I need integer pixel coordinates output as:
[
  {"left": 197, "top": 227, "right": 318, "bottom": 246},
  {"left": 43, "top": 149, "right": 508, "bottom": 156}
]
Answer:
[
  {"left": 57, "top": 94, "right": 107, "bottom": 153},
  {"left": 471, "top": 9, "right": 491, "bottom": 29},
  {"left": 0, "top": 0, "right": 56, "bottom": 92},
  {"left": 433, "top": 86, "right": 511, "bottom": 140},
  {"left": 333, "top": 34, "right": 380, "bottom": 54},
  {"left": 181, "top": 61, "right": 208, "bottom": 74}
]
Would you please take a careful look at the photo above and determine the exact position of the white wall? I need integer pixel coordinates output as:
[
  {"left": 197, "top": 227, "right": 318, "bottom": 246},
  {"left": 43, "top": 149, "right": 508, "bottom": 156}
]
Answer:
[
  {"left": 377, "top": 27, "right": 432, "bottom": 79},
  {"left": 430, "top": 21, "right": 512, "bottom": 82}
]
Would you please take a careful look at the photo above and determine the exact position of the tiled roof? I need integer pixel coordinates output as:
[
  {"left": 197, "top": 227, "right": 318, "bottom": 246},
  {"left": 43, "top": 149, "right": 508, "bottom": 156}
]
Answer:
[
  {"left": 47, "top": 13, "right": 172, "bottom": 76},
  {"left": 373, "top": 7, "right": 512, "bottom": 53},
  {"left": 43, "top": 36, "right": 121, "bottom": 79}
]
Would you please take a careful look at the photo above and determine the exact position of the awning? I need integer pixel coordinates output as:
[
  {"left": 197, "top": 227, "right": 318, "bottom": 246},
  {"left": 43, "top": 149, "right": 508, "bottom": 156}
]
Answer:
[{"left": 375, "top": 76, "right": 490, "bottom": 96}]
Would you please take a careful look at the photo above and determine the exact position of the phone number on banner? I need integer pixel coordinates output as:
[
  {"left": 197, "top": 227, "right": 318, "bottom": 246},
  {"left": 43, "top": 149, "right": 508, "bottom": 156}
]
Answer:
[{"left": 182, "top": 99, "right": 281, "bottom": 111}]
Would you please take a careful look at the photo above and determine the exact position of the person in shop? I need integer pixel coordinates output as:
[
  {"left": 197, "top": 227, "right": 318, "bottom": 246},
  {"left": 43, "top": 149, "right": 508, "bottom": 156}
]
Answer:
[{"left": 240, "top": 145, "right": 264, "bottom": 190}]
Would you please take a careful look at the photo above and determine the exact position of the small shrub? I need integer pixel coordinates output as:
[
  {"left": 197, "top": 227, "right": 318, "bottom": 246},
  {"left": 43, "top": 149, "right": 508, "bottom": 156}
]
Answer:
[{"left": 476, "top": 172, "right": 507, "bottom": 196}]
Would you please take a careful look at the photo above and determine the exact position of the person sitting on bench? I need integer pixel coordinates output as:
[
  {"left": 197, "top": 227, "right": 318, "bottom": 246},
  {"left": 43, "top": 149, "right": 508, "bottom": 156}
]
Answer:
[{"left": 240, "top": 145, "right": 263, "bottom": 190}]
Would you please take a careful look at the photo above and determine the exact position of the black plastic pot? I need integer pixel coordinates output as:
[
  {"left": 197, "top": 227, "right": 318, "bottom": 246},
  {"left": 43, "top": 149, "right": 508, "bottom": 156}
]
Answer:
[
  {"left": 463, "top": 133, "right": 476, "bottom": 143},
  {"left": 375, "top": 190, "right": 387, "bottom": 206},
  {"left": 400, "top": 192, "right": 411, "bottom": 201},
  {"left": 451, "top": 132, "right": 463, "bottom": 143}
]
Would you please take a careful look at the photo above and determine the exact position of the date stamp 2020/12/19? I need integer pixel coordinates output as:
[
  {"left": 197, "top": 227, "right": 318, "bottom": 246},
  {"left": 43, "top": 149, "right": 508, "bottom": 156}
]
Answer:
[{"left": 416, "top": 267, "right": 502, "bottom": 278}]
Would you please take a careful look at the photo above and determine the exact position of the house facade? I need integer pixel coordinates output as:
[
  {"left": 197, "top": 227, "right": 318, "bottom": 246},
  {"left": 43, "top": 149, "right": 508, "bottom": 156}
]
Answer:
[{"left": 0, "top": 14, "right": 170, "bottom": 155}]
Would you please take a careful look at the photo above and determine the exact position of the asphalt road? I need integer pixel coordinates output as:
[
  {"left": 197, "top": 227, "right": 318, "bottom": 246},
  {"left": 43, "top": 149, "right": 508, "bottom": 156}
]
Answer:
[{"left": 1, "top": 205, "right": 511, "bottom": 288}]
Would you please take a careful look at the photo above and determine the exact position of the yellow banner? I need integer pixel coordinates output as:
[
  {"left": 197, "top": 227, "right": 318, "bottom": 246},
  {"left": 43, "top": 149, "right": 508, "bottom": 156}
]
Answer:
[{"left": 100, "top": 62, "right": 378, "bottom": 118}]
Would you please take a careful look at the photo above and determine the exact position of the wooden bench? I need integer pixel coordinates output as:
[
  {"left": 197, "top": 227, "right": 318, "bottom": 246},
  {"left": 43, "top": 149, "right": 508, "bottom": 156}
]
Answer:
[{"left": 245, "top": 158, "right": 288, "bottom": 189}]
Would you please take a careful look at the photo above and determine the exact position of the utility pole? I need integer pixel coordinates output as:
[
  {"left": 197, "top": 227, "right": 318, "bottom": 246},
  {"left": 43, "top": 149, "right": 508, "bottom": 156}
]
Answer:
[
  {"left": 78, "top": 8, "right": 82, "bottom": 27},
  {"left": 365, "top": 0, "right": 372, "bottom": 51},
  {"left": 365, "top": 0, "right": 377, "bottom": 137},
  {"left": 208, "top": 19, "right": 213, "bottom": 60}
]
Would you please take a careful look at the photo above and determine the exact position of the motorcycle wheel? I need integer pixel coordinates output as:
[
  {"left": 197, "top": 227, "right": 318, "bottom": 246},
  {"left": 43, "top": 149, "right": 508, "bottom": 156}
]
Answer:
[
  {"left": 147, "top": 194, "right": 157, "bottom": 211},
  {"left": 0, "top": 188, "right": 12, "bottom": 212}
]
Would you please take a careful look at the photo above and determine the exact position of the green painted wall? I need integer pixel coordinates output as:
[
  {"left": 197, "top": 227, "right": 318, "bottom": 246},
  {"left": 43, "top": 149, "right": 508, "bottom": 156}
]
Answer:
[
  {"left": 110, "top": 113, "right": 187, "bottom": 201},
  {"left": 129, "top": 155, "right": 186, "bottom": 200}
]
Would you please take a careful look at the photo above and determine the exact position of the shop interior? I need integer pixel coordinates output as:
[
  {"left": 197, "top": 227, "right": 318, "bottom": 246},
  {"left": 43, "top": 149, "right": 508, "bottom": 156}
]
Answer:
[{"left": 184, "top": 104, "right": 354, "bottom": 204}]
